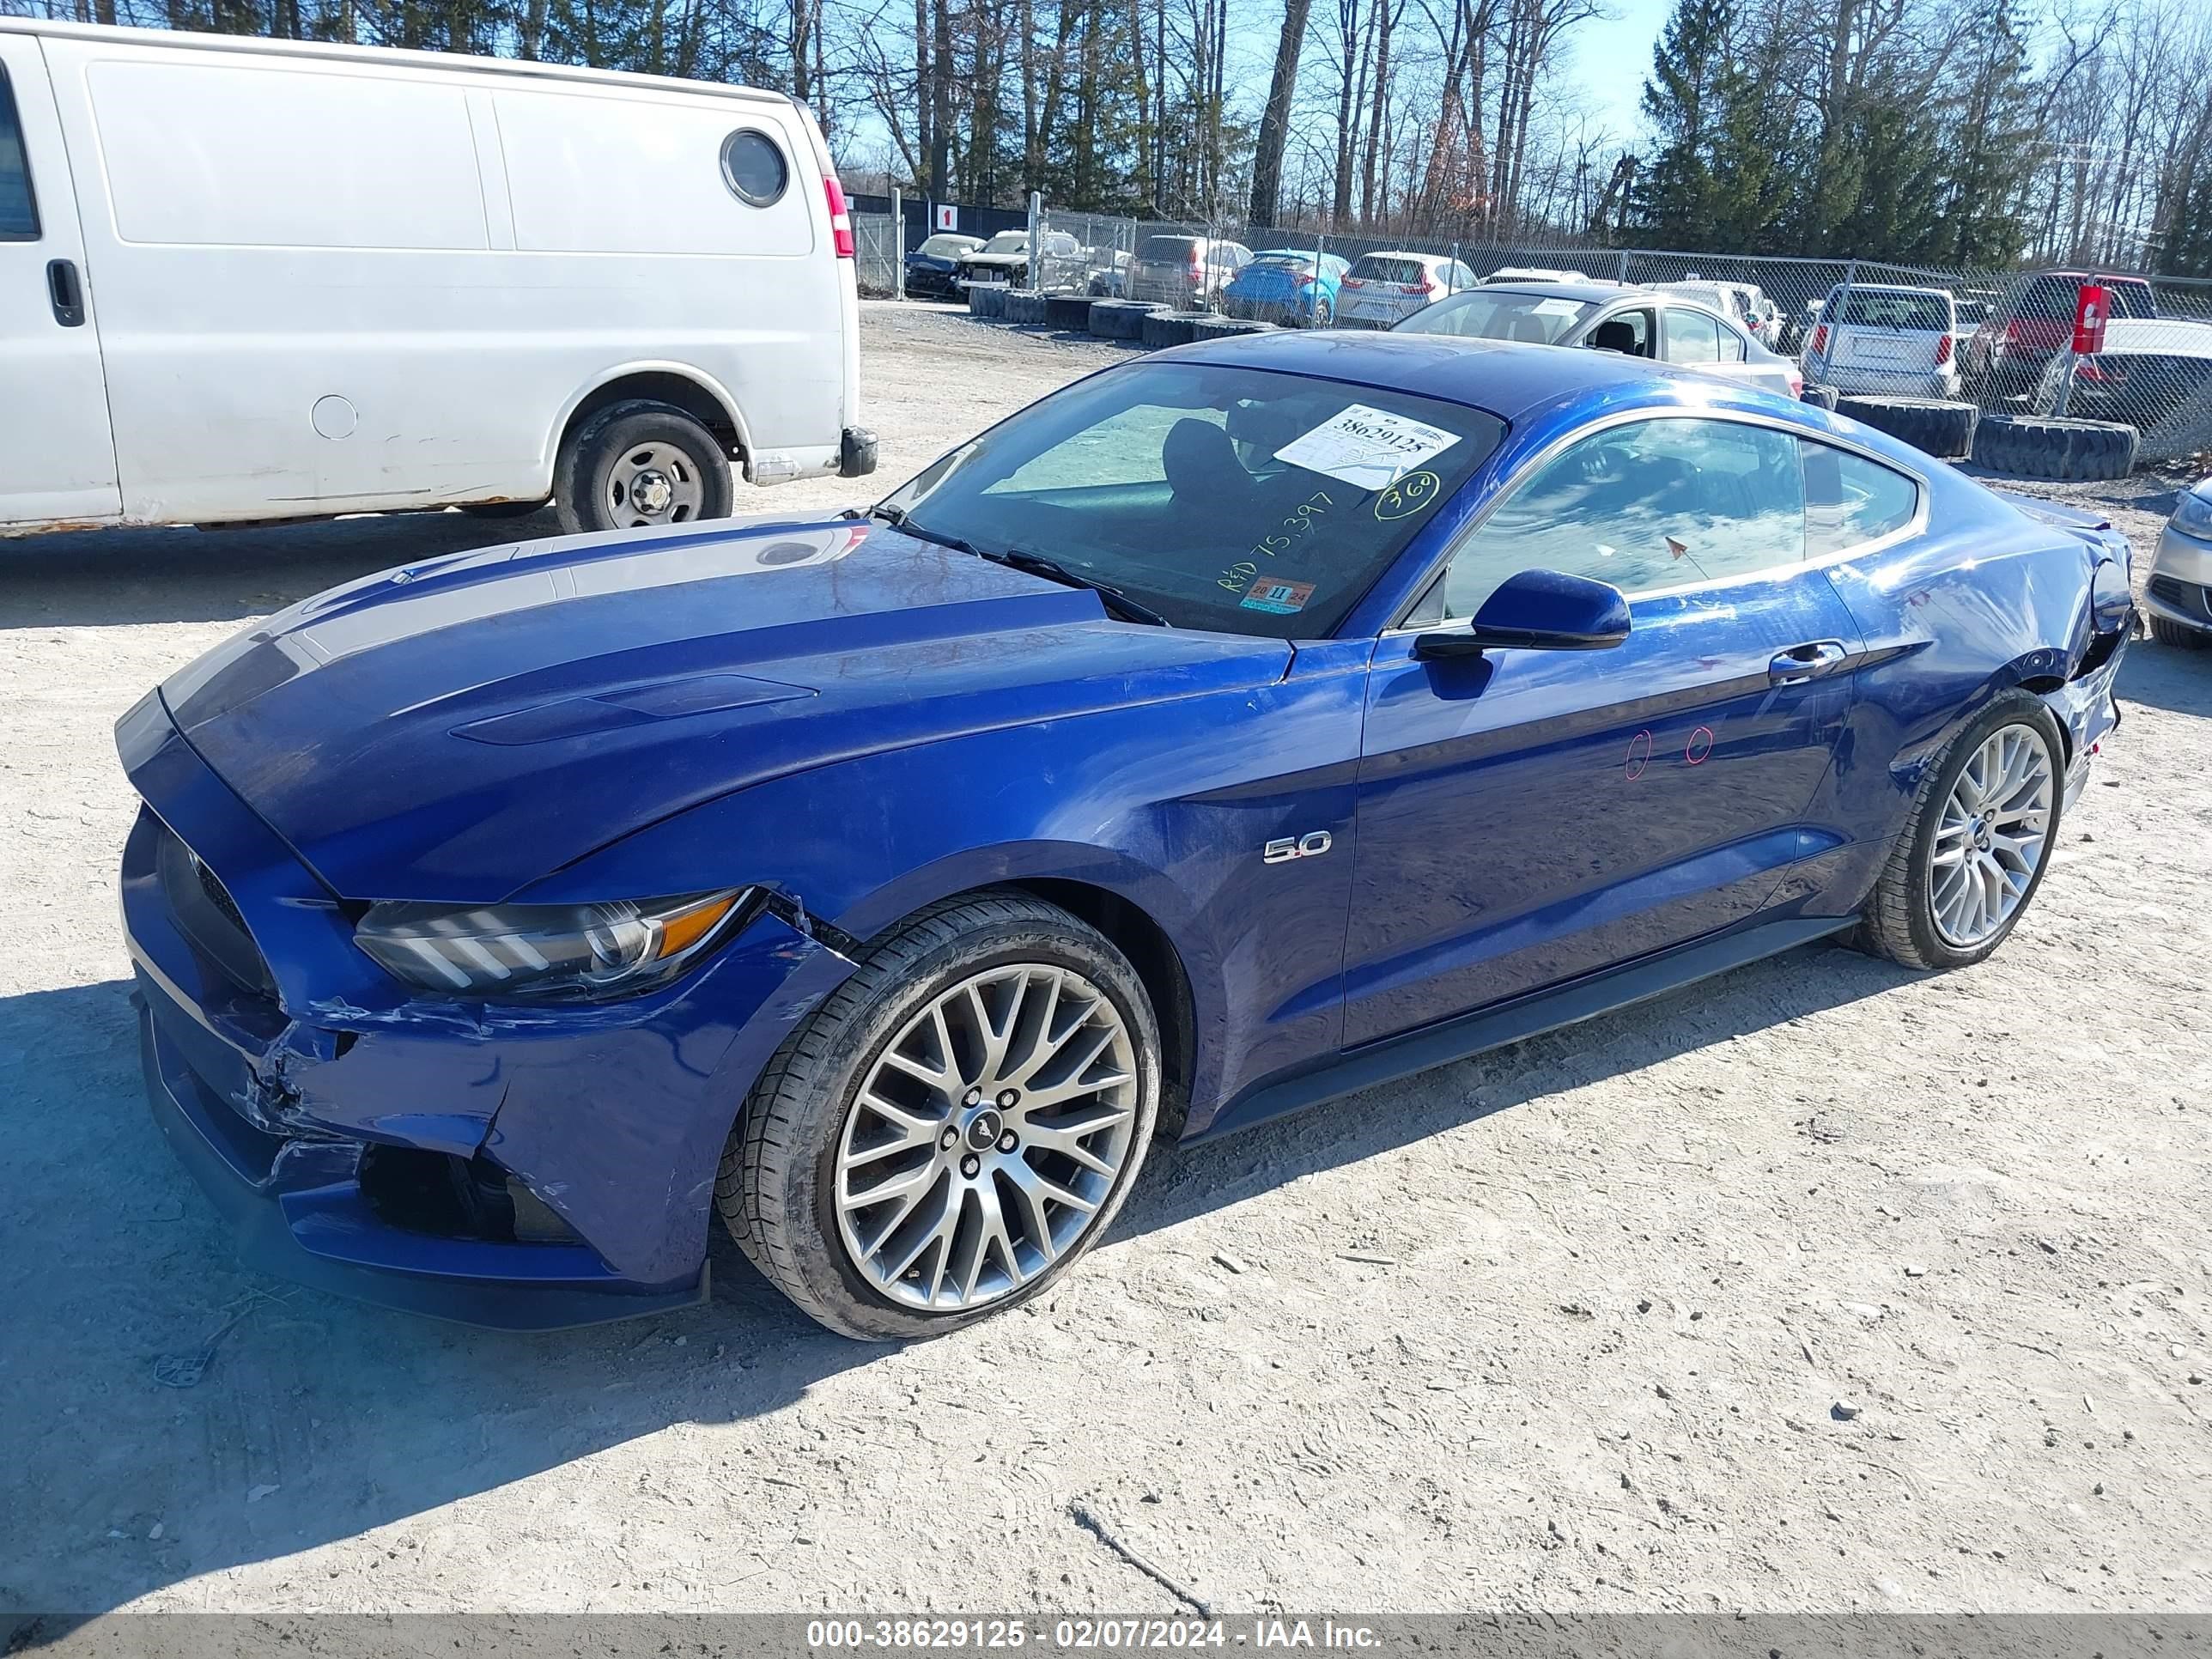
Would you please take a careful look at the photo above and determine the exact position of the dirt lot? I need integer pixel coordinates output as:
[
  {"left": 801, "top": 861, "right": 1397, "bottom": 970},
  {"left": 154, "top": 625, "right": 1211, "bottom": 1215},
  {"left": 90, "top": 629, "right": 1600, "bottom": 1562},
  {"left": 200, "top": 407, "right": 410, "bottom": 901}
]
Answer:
[{"left": 3, "top": 302, "right": 2209, "bottom": 1620}]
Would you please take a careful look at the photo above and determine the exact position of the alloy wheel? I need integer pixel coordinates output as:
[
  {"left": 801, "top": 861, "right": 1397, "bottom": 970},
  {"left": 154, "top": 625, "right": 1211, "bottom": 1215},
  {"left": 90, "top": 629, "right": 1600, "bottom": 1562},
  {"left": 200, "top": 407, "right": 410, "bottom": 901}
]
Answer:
[
  {"left": 833, "top": 965, "right": 1139, "bottom": 1312},
  {"left": 1928, "top": 723, "right": 2056, "bottom": 948}
]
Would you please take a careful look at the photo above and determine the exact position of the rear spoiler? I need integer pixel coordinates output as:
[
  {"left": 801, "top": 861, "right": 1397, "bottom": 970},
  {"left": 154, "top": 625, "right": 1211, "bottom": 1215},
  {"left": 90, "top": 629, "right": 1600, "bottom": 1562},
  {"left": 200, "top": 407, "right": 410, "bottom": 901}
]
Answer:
[
  {"left": 1990, "top": 489, "right": 2112, "bottom": 532},
  {"left": 1992, "top": 489, "right": 2132, "bottom": 574}
]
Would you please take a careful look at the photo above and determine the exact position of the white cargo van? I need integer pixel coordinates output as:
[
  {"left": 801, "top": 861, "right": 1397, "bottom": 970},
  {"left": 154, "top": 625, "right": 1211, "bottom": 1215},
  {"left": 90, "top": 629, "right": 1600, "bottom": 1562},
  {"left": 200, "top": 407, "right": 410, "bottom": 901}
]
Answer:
[{"left": 0, "top": 21, "right": 872, "bottom": 538}]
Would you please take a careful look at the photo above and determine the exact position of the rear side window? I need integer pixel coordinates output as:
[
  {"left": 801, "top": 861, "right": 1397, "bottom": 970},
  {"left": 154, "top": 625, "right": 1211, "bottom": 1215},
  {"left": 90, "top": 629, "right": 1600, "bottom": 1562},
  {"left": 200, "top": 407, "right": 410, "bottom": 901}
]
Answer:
[
  {"left": 719, "top": 129, "right": 787, "bottom": 207},
  {"left": 1, "top": 66, "right": 41, "bottom": 240},
  {"left": 2106, "top": 281, "right": 2157, "bottom": 319},
  {"left": 1801, "top": 441, "right": 1917, "bottom": 555},
  {"left": 1432, "top": 416, "right": 1807, "bottom": 616},
  {"left": 1663, "top": 307, "right": 1722, "bottom": 362},
  {"left": 1139, "top": 236, "right": 1199, "bottom": 262},
  {"left": 1717, "top": 325, "right": 1747, "bottom": 362}
]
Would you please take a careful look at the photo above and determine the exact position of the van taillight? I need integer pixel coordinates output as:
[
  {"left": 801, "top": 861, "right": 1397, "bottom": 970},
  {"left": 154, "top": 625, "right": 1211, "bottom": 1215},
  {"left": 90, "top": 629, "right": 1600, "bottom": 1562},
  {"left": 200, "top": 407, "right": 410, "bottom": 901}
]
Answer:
[
  {"left": 1810, "top": 324, "right": 1828, "bottom": 356},
  {"left": 823, "top": 177, "right": 854, "bottom": 259},
  {"left": 1935, "top": 332, "right": 1952, "bottom": 365}
]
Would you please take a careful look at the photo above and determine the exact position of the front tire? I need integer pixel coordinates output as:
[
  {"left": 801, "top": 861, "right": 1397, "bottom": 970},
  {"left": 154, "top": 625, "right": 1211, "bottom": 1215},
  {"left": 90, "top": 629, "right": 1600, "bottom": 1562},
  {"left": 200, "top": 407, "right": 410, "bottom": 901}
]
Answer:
[
  {"left": 1851, "top": 692, "right": 2065, "bottom": 970},
  {"left": 553, "top": 400, "right": 733, "bottom": 537},
  {"left": 718, "top": 891, "right": 1161, "bottom": 1340},
  {"left": 2150, "top": 615, "right": 2208, "bottom": 650}
]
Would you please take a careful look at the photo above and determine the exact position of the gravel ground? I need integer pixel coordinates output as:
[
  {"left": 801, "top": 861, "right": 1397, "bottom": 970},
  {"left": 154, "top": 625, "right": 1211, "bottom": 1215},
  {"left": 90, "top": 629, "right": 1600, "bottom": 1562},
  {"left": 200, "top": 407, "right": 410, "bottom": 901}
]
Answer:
[{"left": 3, "top": 304, "right": 2209, "bottom": 1621}]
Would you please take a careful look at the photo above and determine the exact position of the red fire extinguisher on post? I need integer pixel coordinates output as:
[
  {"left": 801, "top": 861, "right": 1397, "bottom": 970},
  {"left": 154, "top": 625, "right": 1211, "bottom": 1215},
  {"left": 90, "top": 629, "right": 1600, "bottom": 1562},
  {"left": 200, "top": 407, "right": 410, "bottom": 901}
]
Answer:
[{"left": 2051, "top": 283, "right": 2108, "bottom": 417}]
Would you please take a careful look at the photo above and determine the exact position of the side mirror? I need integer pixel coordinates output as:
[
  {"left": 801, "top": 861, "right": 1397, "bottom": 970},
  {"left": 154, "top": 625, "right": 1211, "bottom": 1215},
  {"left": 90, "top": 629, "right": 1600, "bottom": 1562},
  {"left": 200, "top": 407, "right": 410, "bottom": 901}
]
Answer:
[{"left": 1413, "top": 568, "right": 1631, "bottom": 659}]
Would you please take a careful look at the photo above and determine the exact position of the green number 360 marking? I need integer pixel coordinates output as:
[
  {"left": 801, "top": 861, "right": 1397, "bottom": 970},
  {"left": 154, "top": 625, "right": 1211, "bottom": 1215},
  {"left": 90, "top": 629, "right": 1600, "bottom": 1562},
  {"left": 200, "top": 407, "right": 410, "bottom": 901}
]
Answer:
[{"left": 1375, "top": 470, "right": 1441, "bottom": 521}]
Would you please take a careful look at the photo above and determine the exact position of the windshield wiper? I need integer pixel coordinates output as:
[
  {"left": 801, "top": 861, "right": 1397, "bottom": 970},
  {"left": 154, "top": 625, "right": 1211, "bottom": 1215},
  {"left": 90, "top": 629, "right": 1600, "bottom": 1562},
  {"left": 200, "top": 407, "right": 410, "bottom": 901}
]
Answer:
[
  {"left": 864, "top": 507, "right": 1168, "bottom": 626},
  {"left": 984, "top": 548, "right": 1170, "bottom": 627}
]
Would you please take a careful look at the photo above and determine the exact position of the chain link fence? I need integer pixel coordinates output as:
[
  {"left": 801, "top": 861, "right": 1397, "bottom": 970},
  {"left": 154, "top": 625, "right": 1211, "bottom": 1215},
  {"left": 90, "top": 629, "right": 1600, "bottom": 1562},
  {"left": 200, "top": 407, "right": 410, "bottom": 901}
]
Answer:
[{"left": 910, "top": 201, "right": 2212, "bottom": 465}]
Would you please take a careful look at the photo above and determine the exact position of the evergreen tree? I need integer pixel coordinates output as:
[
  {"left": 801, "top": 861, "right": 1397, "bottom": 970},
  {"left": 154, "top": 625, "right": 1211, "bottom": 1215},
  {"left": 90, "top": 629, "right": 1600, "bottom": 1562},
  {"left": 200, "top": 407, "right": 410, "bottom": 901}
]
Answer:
[{"left": 1632, "top": 0, "right": 1733, "bottom": 247}]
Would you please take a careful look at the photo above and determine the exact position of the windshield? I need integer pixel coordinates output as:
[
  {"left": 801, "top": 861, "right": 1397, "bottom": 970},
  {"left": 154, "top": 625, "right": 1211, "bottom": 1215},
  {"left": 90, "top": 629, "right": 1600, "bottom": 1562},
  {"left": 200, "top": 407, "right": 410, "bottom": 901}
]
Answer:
[
  {"left": 1393, "top": 289, "right": 1599, "bottom": 343},
  {"left": 918, "top": 234, "right": 976, "bottom": 258},
  {"left": 981, "top": 232, "right": 1029, "bottom": 254},
  {"left": 875, "top": 362, "right": 1504, "bottom": 639}
]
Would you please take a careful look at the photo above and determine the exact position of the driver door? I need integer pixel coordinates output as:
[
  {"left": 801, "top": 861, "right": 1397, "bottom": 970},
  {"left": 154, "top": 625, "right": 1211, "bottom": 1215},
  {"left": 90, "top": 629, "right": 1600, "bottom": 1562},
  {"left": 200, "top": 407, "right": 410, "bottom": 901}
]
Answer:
[
  {"left": 0, "top": 40, "right": 120, "bottom": 527},
  {"left": 1340, "top": 413, "right": 1863, "bottom": 1047}
]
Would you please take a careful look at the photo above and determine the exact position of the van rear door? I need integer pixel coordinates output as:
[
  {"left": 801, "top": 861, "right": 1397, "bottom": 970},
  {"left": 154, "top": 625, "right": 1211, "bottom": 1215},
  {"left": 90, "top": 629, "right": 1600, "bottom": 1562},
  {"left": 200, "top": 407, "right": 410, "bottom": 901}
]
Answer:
[{"left": 0, "top": 33, "right": 119, "bottom": 527}]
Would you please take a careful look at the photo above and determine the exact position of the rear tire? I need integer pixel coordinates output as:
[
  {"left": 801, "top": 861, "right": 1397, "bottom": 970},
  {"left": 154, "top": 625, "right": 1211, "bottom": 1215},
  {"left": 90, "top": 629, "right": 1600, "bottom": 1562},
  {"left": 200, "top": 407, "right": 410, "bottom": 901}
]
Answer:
[
  {"left": 1833, "top": 395, "right": 1978, "bottom": 460},
  {"left": 553, "top": 401, "right": 732, "bottom": 537},
  {"left": 718, "top": 890, "right": 1161, "bottom": 1341},
  {"left": 2150, "top": 615, "right": 2209, "bottom": 650},
  {"left": 1850, "top": 691, "right": 2066, "bottom": 971}
]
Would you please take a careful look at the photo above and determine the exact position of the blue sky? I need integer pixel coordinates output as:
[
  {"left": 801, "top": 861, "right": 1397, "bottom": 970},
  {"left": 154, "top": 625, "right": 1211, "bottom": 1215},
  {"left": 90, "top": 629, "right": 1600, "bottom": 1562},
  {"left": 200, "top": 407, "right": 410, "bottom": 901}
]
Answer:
[{"left": 1568, "top": 0, "right": 1673, "bottom": 142}]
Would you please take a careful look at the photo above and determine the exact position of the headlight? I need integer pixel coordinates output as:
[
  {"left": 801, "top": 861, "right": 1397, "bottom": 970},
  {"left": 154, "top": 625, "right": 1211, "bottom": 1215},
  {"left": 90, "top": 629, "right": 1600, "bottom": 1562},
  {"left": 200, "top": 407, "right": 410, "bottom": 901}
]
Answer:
[
  {"left": 2172, "top": 489, "right": 2212, "bottom": 541},
  {"left": 354, "top": 889, "right": 750, "bottom": 1003}
]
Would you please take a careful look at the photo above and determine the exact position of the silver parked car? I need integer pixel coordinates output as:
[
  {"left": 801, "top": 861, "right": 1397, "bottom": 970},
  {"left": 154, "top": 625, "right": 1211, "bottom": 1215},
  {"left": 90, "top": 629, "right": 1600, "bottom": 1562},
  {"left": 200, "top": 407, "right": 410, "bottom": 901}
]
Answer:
[
  {"left": 2145, "top": 473, "right": 2212, "bottom": 650},
  {"left": 1801, "top": 283, "right": 1961, "bottom": 399},
  {"left": 1127, "top": 234, "right": 1253, "bottom": 306},
  {"left": 1394, "top": 281, "right": 1803, "bottom": 400}
]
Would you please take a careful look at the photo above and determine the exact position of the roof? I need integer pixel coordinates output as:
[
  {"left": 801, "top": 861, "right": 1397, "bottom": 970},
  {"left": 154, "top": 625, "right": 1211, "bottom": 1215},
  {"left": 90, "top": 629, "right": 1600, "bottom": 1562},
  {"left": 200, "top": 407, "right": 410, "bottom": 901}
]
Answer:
[
  {"left": 0, "top": 17, "right": 792, "bottom": 106},
  {"left": 1169, "top": 329, "right": 1801, "bottom": 424},
  {"left": 1825, "top": 282, "right": 1951, "bottom": 297},
  {"left": 1464, "top": 280, "right": 1630, "bottom": 303}
]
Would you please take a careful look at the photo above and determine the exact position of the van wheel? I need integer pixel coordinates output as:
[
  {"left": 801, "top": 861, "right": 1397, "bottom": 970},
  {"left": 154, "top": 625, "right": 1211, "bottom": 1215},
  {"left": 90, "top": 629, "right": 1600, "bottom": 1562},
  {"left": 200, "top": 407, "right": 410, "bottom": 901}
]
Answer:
[{"left": 554, "top": 400, "right": 732, "bottom": 537}]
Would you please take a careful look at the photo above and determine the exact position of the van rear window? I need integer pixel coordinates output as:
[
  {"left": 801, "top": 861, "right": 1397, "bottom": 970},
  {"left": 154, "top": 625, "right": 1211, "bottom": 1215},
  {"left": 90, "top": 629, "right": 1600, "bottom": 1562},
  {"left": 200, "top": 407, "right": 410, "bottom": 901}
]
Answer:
[
  {"left": 1138, "top": 236, "right": 1200, "bottom": 262},
  {"left": 0, "top": 66, "right": 38, "bottom": 240},
  {"left": 1349, "top": 256, "right": 1425, "bottom": 283}
]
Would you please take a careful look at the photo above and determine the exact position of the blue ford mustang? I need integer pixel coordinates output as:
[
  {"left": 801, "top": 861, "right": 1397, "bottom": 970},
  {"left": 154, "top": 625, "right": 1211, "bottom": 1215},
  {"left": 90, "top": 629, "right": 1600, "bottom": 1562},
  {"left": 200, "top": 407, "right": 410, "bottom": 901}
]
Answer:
[{"left": 119, "top": 334, "right": 2133, "bottom": 1339}]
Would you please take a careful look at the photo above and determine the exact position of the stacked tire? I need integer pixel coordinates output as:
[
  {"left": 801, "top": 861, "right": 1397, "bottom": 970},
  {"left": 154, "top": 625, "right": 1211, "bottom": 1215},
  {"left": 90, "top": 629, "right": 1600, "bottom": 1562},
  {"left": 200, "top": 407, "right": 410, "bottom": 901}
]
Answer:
[
  {"left": 1188, "top": 317, "right": 1277, "bottom": 340},
  {"left": 1044, "top": 294, "right": 1096, "bottom": 331},
  {"left": 1141, "top": 311, "right": 1214, "bottom": 349},
  {"left": 1087, "top": 301, "right": 1162, "bottom": 342},
  {"left": 1004, "top": 291, "right": 1049, "bottom": 326},
  {"left": 968, "top": 284, "right": 1009, "bottom": 320},
  {"left": 1834, "top": 395, "right": 1978, "bottom": 461},
  {"left": 1972, "top": 416, "right": 2138, "bottom": 483}
]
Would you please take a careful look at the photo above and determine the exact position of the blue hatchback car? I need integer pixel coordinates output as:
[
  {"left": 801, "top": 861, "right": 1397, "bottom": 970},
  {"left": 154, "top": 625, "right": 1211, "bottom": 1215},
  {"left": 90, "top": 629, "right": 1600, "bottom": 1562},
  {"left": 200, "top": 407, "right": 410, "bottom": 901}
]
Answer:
[
  {"left": 1224, "top": 248, "right": 1352, "bottom": 326},
  {"left": 120, "top": 335, "right": 2132, "bottom": 1339}
]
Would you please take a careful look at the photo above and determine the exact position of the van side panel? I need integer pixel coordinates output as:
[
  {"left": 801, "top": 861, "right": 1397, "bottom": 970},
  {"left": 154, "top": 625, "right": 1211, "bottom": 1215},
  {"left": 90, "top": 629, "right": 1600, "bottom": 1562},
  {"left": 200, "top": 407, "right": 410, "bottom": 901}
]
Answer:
[
  {"left": 41, "top": 34, "right": 846, "bottom": 525},
  {"left": 491, "top": 85, "right": 843, "bottom": 481},
  {"left": 90, "top": 59, "right": 487, "bottom": 250}
]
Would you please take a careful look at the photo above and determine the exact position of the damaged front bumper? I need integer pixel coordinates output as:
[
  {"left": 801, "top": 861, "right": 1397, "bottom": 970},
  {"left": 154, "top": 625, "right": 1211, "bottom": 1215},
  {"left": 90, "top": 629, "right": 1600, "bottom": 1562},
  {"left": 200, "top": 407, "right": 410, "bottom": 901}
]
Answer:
[{"left": 118, "top": 696, "right": 857, "bottom": 1330}]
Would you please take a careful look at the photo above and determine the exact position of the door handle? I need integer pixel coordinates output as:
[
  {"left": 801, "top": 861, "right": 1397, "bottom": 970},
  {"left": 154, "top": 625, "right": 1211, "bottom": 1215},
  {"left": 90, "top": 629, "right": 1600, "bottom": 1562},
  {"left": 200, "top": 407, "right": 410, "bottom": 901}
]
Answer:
[
  {"left": 1769, "top": 640, "right": 1850, "bottom": 684},
  {"left": 47, "top": 259, "right": 86, "bottom": 328}
]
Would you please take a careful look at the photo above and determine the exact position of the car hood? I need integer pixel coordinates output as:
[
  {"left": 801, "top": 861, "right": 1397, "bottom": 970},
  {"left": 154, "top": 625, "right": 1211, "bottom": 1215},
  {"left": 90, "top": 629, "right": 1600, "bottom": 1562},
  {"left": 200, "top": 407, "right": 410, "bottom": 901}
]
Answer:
[
  {"left": 961, "top": 252, "right": 1028, "bottom": 270},
  {"left": 158, "top": 516, "right": 1290, "bottom": 902}
]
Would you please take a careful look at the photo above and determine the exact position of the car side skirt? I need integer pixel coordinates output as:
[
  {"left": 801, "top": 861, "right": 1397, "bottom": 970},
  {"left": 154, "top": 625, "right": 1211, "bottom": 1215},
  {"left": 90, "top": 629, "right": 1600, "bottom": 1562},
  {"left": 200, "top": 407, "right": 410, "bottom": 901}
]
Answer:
[{"left": 1190, "top": 913, "right": 1853, "bottom": 1143}]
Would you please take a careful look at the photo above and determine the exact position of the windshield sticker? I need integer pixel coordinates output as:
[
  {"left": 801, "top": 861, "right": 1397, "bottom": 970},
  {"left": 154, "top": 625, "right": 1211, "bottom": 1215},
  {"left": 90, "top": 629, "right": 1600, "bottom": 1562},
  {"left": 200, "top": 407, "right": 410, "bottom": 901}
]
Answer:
[
  {"left": 1245, "top": 489, "right": 1334, "bottom": 562},
  {"left": 1374, "top": 470, "right": 1443, "bottom": 521},
  {"left": 1274, "top": 404, "right": 1461, "bottom": 492},
  {"left": 1241, "top": 574, "right": 1316, "bottom": 615},
  {"left": 1531, "top": 298, "right": 1583, "bottom": 318}
]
